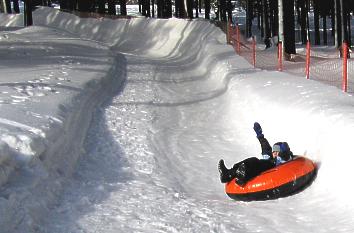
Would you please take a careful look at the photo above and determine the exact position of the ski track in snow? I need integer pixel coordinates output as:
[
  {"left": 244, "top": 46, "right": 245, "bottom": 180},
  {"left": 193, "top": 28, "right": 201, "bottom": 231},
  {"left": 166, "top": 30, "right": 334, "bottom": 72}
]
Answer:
[{"left": 1, "top": 7, "right": 354, "bottom": 233}]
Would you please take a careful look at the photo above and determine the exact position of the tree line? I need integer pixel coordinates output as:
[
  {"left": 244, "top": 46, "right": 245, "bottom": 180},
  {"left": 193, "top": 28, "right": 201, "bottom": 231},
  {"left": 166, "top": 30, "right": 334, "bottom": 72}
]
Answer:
[
  {"left": 243, "top": 0, "right": 353, "bottom": 55},
  {"left": 55, "top": 0, "right": 215, "bottom": 19},
  {"left": 0, "top": 0, "right": 232, "bottom": 20}
]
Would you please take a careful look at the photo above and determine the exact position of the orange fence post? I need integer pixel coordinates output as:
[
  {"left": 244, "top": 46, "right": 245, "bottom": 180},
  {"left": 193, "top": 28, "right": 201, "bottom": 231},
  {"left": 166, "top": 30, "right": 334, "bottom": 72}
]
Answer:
[
  {"left": 342, "top": 42, "right": 348, "bottom": 92},
  {"left": 227, "top": 22, "right": 231, "bottom": 44},
  {"left": 231, "top": 25, "right": 237, "bottom": 53},
  {"left": 306, "top": 41, "right": 311, "bottom": 79},
  {"left": 252, "top": 36, "right": 256, "bottom": 67},
  {"left": 278, "top": 41, "right": 283, "bottom": 71},
  {"left": 236, "top": 25, "right": 241, "bottom": 54}
]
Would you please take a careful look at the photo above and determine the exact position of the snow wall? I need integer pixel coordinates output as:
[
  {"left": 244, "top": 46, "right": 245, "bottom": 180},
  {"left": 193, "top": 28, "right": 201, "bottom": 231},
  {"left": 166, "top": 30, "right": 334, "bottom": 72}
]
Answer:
[{"left": 1, "top": 6, "right": 354, "bottom": 231}]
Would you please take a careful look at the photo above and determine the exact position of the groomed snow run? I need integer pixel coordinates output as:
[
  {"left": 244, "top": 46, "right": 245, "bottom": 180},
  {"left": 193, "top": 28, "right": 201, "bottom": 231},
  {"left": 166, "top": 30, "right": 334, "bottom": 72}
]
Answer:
[{"left": 1, "top": 7, "right": 354, "bottom": 232}]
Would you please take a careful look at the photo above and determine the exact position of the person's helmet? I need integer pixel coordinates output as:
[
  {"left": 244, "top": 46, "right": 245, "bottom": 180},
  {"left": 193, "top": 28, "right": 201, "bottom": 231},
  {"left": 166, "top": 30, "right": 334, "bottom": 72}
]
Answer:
[
  {"left": 274, "top": 142, "right": 293, "bottom": 161},
  {"left": 272, "top": 144, "right": 281, "bottom": 152}
]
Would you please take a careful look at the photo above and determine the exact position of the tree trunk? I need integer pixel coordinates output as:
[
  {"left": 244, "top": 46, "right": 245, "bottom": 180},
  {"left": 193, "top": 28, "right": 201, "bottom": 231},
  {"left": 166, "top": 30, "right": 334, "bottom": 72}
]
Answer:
[
  {"left": 120, "top": 0, "right": 127, "bottom": 16},
  {"left": 98, "top": 0, "right": 106, "bottom": 14},
  {"left": 306, "top": 0, "right": 310, "bottom": 41},
  {"left": 270, "top": 0, "right": 278, "bottom": 37},
  {"left": 348, "top": 13, "right": 352, "bottom": 47},
  {"left": 298, "top": 0, "right": 307, "bottom": 44},
  {"left": 186, "top": 0, "right": 193, "bottom": 18},
  {"left": 227, "top": 0, "right": 232, "bottom": 21},
  {"left": 157, "top": 0, "right": 161, "bottom": 17},
  {"left": 331, "top": 5, "right": 335, "bottom": 40},
  {"left": 24, "top": 0, "right": 33, "bottom": 26},
  {"left": 204, "top": 0, "right": 210, "bottom": 19},
  {"left": 257, "top": 2, "right": 261, "bottom": 31},
  {"left": 246, "top": 0, "right": 253, "bottom": 38},
  {"left": 199, "top": 0, "right": 202, "bottom": 14},
  {"left": 262, "top": 0, "right": 270, "bottom": 48},
  {"left": 195, "top": 0, "right": 199, "bottom": 18},
  {"left": 334, "top": 0, "right": 341, "bottom": 48},
  {"left": 175, "top": 0, "right": 179, "bottom": 17},
  {"left": 323, "top": 15, "right": 327, "bottom": 45},
  {"left": 146, "top": 0, "right": 151, "bottom": 17},
  {"left": 165, "top": 0, "right": 172, "bottom": 18},
  {"left": 340, "top": 0, "right": 347, "bottom": 44},
  {"left": 283, "top": 0, "right": 296, "bottom": 54},
  {"left": 219, "top": 0, "right": 227, "bottom": 22},
  {"left": 260, "top": 8, "right": 264, "bottom": 37},
  {"left": 13, "top": 0, "right": 20, "bottom": 13},
  {"left": 59, "top": 0, "right": 75, "bottom": 11},
  {"left": 175, "top": 0, "right": 186, "bottom": 18},
  {"left": 59, "top": 0, "right": 65, "bottom": 10},
  {"left": 142, "top": 0, "right": 147, "bottom": 16},
  {"left": 314, "top": 0, "right": 321, "bottom": 45},
  {"left": 278, "top": 0, "right": 283, "bottom": 42},
  {"left": 77, "top": 0, "right": 91, "bottom": 12},
  {"left": 3, "top": 0, "right": 11, "bottom": 13},
  {"left": 108, "top": 0, "right": 116, "bottom": 15},
  {"left": 157, "top": 0, "right": 172, "bottom": 18}
]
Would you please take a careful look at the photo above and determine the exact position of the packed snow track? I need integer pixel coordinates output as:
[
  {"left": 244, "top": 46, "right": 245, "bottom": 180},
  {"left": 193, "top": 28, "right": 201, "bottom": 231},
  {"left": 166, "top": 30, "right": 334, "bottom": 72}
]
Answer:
[{"left": 1, "top": 7, "right": 354, "bottom": 233}]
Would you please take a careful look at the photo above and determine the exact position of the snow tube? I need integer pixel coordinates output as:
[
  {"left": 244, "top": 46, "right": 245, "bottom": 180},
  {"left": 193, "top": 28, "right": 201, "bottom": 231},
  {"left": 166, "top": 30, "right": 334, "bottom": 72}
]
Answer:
[{"left": 225, "top": 156, "right": 317, "bottom": 201}]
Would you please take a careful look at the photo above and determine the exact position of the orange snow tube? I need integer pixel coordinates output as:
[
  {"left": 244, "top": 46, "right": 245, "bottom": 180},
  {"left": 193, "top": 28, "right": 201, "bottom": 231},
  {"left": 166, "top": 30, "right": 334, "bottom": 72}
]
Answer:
[{"left": 225, "top": 156, "right": 317, "bottom": 201}]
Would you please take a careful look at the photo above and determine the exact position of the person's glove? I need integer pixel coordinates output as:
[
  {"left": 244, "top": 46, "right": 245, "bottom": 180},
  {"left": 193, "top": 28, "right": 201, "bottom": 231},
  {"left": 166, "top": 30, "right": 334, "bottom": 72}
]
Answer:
[{"left": 253, "top": 122, "right": 263, "bottom": 138}]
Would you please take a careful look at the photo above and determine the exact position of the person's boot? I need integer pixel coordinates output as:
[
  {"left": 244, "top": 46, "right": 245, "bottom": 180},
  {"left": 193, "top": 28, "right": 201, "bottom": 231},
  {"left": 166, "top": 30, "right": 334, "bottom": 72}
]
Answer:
[
  {"left": 218, "top": 159, "right": 233, "bottom": 183},
  {"left": 234, "top": 162, "right": 247, "bottom": 186}
]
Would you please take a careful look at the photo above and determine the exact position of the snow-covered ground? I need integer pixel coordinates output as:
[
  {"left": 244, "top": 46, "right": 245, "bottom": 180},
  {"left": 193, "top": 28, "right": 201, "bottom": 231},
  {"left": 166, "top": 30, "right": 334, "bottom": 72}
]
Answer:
[{"left": 1, "top": 7, "right": 354, "bottom": 232}]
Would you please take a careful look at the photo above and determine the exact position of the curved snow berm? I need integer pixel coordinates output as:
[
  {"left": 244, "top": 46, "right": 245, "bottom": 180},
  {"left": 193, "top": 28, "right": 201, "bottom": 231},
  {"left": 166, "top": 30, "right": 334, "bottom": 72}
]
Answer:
[{"left": 33, "top": 7, "right": 223, "bottom": 58}]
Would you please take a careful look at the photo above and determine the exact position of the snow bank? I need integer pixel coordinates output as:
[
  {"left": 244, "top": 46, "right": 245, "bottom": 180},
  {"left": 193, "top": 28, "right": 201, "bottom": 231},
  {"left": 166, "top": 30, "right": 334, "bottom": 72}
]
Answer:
[{"left": 31, "top": 7, "right": 227, "bottom": 57}]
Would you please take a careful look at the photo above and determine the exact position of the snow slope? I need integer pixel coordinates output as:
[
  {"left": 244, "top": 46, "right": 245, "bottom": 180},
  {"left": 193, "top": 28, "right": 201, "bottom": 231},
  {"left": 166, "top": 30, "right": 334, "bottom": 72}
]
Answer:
[{"left": 1, "top": 7, "right": 354, "bottom": 232}]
